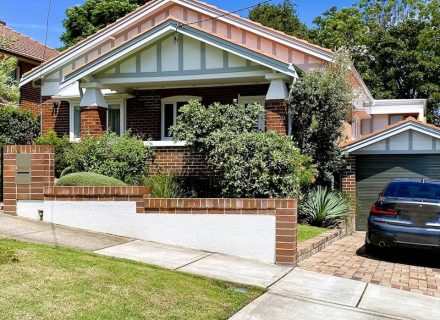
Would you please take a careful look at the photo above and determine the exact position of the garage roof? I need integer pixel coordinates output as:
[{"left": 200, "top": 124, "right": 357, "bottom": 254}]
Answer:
[{"left": 343, "top": 117, "right": 440, "bottom": 154}]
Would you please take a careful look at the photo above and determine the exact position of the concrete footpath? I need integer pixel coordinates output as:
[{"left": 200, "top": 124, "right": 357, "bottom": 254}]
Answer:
[{"left": 1, "top": 213, "right": 439, "bottom": 320}]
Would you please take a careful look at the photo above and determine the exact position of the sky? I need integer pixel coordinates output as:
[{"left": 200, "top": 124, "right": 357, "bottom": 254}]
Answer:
[{"left": 0, "top": 0, "right": 355, "bottom": 49}]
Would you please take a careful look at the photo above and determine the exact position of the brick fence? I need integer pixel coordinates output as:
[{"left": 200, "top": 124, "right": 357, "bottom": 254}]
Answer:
[
  {"left": 143, "top": 198, "right": 297, "bottom": 266},
  {"left": 4, "top": 145, "right": 298, "bottom": 266},
  {"left": 2, "top": 145, "right": 55, "bottom": 214}
]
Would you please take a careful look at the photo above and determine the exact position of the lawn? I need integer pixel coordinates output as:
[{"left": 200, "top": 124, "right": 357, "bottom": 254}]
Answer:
[
  {"left": 297, "top": 224, "right": 327, "bottom": 242},
  {"left": 0, "top": 239, "right": 263, "bottom": 320}
]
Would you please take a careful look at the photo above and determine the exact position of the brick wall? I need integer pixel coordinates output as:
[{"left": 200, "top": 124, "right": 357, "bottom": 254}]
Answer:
[
  {"left": 143, "top": 198, "right": 298, "bottom": 266},
  {"left": 80, "top": 106, "right": 107, "bottom": 137},
  {"left": 18, "top": 61, "right": 41, "bottom": 116},
  {"left": 2, "top": 145, "right": 55, "bottom": 214},
  {"left": 44, "top": 186, "right": 151, "bottom": 214},
  {"left": 341, "top": 155, "right": 356, "bottom": 232},
  {"left": 41, "top": 99, "right": 70, "bottom": 136},
  {"left": 266, "top": 99, "right": 288, "bottom": 134},
  {"left": 126, "top": 84, "right": 269, "bottom": 140},
  {"left": 149, "top": 146, "right": 208, "bottom": 176}
]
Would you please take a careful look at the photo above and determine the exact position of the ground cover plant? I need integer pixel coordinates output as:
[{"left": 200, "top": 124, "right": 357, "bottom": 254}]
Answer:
[{"left": 0, "top": 239, "right": 263, "bottom": 320}]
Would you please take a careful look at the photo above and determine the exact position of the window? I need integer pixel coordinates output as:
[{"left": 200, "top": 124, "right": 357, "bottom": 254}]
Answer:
[
  {"left": 9, "top": 66, "right": 19, "bottom": 82},
  {"left": 389, "top": 114, "right": 418, "bottom": 125},
  {"left": 70, "top": 100, "right": 125, "bottom": 142},
  {"left": 161, "top": 96, "right": 201, "bottom": 140},
  {"left": 237, "top": 95, "right": 266, "bottom": 132},
  {"left": 108, "top": 104, "right": 121, "bottom": 135},
  {"left": 73, "top": 105, "right": 81, "bottom": 139}
]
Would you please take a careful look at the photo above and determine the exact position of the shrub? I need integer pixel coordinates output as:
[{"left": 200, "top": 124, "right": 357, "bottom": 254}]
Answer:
[
  {"left": 64, "top": 132, "right": 154, "bottom": 185},
  {"left": 171, "top": 100, "right": 265, "bottom": 153},
  {"left": 300, "top": 186, "right": 349, "bottom": 227},
  {"left": 146, "top": 172, "right": 186, "bottom": 198},
  {"left": 207, "top": 131, "right": 315, "bottom": 198},
  {"left": 34, "top": 131, "right": 71, "bottom": 177},
  {"left": 56, "top": 172, "right": 126, "bottom": 186},
  {"left": 287, "top": 49, "right": 354, "bottom": 185},
  {"left": 0, "top": 106, "right": 39, "bottom": 145}
]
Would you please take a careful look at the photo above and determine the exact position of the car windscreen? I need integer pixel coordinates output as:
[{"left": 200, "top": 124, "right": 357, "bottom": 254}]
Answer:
[{"left": 383, "top": 181, "right": 440, "bottom": 201}]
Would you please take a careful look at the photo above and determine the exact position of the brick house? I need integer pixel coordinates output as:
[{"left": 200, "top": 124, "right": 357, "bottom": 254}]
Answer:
[
  {"left": 0, "top": 21, "right": 59, "bottom": 111},
  {"left": 17, "top": 0, "right": 431, "bottom": 230}
]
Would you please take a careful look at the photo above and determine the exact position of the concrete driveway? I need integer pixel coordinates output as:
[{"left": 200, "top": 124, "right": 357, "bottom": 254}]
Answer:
[{"left": 299, "top": 233, "right": 440, "bottom": 298}]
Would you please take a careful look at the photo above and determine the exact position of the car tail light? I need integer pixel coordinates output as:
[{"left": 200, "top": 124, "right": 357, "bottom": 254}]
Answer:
[{"left": 370, "top": 204, "right": 397, "bottom": 216}]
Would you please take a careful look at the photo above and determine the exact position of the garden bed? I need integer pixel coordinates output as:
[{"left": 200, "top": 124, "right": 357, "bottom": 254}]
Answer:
[
  {"left": 0, "top": 239, "right": 263, "bottom": 319},
  {"left": 297, "top": 222, "right": 348, "bottom": 262}
]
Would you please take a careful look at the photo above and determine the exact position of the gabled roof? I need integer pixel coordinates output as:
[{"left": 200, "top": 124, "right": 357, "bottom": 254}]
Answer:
[
  {"left": 0, "top": 23, "right": 59, "bottom": 62},
  {"left": 343, "top": 117, "right": 440, "bottom": 153},
  {"left": 20, "top": 0, "right": 335, "bottom": 86},
  {"left": 59, "top": 19, "right": 298, "bottom": 91}
]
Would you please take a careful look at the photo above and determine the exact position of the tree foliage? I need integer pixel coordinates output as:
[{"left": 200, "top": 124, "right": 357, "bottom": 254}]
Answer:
[
  {"left": 61, "top": 0, "right": 151, "bottom": 48},
  {"left": 309, "top": 0, "right": 440, "bottom": 122},
  {"left": 0, "top": 55, "right": 20, "bottom": 107},
  {"left": 287, "top": 49, "right": 354, "bottom": 185},
  {"left": 248, "top": 0, "right": 308, "bottom": 39}
]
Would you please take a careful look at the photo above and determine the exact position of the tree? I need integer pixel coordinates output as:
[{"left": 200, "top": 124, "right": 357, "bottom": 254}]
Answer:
[
  {"left": 309, "top": 0, "right": 440, "bottom": 123},
  {"left": 248, "top": 0, "right": 308, "bottom": 39},
  {"left": 0, "top": 36, "right": 19, "bottom": 108},
  {"left": 61, "top": 0, "right": 151, "bottom": 48},
  {"left": 287, "top": 49, "right": 354, "bottom": 186}
]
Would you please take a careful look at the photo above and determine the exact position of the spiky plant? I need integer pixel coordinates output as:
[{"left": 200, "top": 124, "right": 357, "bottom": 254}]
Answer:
[{"left": 301, "top": 186, "right": 349, "bottom": 227}]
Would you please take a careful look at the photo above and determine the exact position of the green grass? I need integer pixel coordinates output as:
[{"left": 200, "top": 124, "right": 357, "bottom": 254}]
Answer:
[
  {"left": 0, "top": 239, "right": 263, "bottom": 320},
  {"left": 297, "top": 224, "right": 327, "bottom": 242}
]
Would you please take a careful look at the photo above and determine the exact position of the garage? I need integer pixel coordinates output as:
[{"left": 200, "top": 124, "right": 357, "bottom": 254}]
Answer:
[
  {"left": 355, "top": 154, "right": 440, "bottom": 230},
  {"left": 343, "top": 119, "right": 440, "bottom": 231}
]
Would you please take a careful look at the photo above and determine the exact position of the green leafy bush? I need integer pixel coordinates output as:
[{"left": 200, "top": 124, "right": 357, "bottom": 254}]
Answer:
[
  {"left": 171, "top": 100, "right": 314, "bottom": 198},
  {"left": 146, "top": 172, "right": 186, "bottom": 198},
  {"left": 34, "top": 131, "right": 72, "bottom": 177},
  {"left": 64, "top": 132, "right": 154, "bottom": 185},
  {"left": 56, "top": 172, "right": 126, "bottom": 186},
  {"left": 208, "top": 131, "right": 315, "bottom": 198},
  {"left": 171, "top": 100, "right": 265, "bottom": 153},
  {"left": 300, "top": 186, "right": 349, "bottom": 227},
  {"left": 0, "top": 106, "right": 39, "bottom": 145}
]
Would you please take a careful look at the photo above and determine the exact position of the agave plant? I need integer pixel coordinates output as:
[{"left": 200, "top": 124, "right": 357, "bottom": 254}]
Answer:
[{"left": 301, "top": 186, "right": 349, "bottom": 227}]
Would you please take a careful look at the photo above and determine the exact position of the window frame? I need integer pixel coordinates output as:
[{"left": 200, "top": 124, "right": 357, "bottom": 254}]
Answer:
[
  {"left": 237, "top": 95, "right": 266, "bottom": 132},
  {"left": 69, "top": 98, "right": 126, "bottom": 142},
  {"left": 160, "top": 96, "right": 201, "bottom": 141}
]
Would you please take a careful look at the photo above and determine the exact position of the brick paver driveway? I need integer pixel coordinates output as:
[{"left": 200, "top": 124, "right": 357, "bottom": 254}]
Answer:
[{"left": 299, "top": 232, "right": 440, "bottom": 297}]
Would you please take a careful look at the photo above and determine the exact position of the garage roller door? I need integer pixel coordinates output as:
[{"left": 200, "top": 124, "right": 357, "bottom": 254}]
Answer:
[{"left": 356, "top": 154, "right": 440, "bottom": 231}]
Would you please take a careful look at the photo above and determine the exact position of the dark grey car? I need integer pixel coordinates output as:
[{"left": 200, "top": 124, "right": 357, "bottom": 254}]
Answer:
[{"left": 366, "top": 179, "right": 440, "bottom": 252}]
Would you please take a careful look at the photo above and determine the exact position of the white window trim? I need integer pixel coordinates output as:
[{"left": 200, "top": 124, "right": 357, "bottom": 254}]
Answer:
[
  {"left": 68, "top": 98, "right": 126, "bottom": 142},
  {"left": 161, "top": 96, "right": 201, "bottom": 141},
  {"left": 238, "top": 95, "right": 266, "bottom": 132}
]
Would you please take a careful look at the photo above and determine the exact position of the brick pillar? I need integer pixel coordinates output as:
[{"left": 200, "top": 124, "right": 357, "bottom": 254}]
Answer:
[
  {"left": 2, "top": 145, "right": 55, "bottom": 215},
  {"left": 342, "top": 155, "right": 356, "bottom": 233},
  {"left": 80, "top": 106, "right": 107, "bottom": 137},
  {"left": 265, "top": 99, "right": 287, "bottom": 134}
]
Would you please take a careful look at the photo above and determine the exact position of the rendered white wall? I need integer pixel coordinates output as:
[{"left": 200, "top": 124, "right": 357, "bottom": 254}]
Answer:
[
  {"left": 372, "top": 114, "right": 389, "bottom": 132},
  {"left": 17, "top": 200, "right": 276, "bottom": 263}
]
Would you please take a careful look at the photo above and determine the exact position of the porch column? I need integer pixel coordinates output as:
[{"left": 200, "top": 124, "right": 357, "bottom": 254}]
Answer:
[
  {"left": 265, "top": 73, "right": 290, "bottom": 134},
  {"left": 341, "top": 155, "right": 357, "bottom": 233},
  {"left": 79, "top": 82, "right": 108, "bottom": 137}
]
